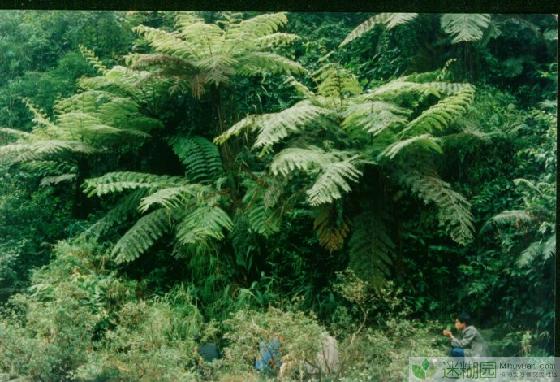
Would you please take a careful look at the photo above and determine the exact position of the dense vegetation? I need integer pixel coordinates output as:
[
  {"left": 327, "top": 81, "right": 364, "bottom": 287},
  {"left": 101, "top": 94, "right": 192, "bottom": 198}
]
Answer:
[{"left": 0, "top": 11, "right": 556, "bottom": 381}]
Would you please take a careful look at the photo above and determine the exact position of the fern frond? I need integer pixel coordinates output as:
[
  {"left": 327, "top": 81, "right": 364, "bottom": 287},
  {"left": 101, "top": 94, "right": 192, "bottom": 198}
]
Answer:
[
  {"left": 440, "top": 14, "right": 491, "bottom": 43},
  {"left": 170, "top": 136, "right": 223, "bottom": 183},
  {"left": 378, "top": 134, "right": 442, "bottom": 160},
  {"left": 340, "top": 13, "right": 418, "bottom": 47},
  {"left": 215, "top": 101, "right": 333, "bottom": 153},
  {"left": 313, "top": 63, "right": 362, "bottom": 98},
  {"left": 139, "top": 184, "right": 212, "bottom": 213},
  {"left": 134, "top": 25, "right": 198, "bottom": 61},
  {"left": 313, "top": 206, "right": 350, "bottom": 252},
  {"left": 0, "top": 140, "right": 94, "bottom": 164},
  {"left": 23, "top": 99, "right": 56, "bottom": 130},
  {"left": 81, "top": 191, "right": 145, "bottom": 240},
  {"left": 0, "top": 127, "right": 31, "bottom": 144},
  {"left": 401, "top": 85, "right": 475, "bottom": 137},
  {"left": 306, "top": 155, "right": 362, "bottom": 206},
  {"left": 175, "top": 205, "right": 233, "bottom": 252},
  {"left": 39, "top": 173, "right": 77, "bottom": 186},
  {"left": 79, "top": 45, "right": 108, "bottom": 74},
  {"left": 111, "top": 208, "right": 171, "bottom": 263},
  {"left": 242, "top": 177, "right": 283, "bottom": 237},
  {"left": 269, "top": 147, "right": 362, "bottom": 205},
  {"left": 237, "top": 52, "right": 305, "bottom": 76},
  {"left": 84, "top": 171, "right": 186, "bottom": 197},
  {"left": 229, "top": 12, "right": 288, "bottom": 40},
  {"left": 343, "top": 101, "right": 410, "bottom": 136},
  {"left": 348, "top": 212, "right": 395, "bottom": 285},
  {"left": 481, "top": 210, "right": 534, "bottom": 232},
  {"left": 402, "top": 173, "right": 474, "bottom": 245},
  {"left": 518, "top": 234, "right": 555, "bottom": 267}
]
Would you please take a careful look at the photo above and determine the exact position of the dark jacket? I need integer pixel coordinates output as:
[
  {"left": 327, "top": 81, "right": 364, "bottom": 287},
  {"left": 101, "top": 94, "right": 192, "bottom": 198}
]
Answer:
[{"left": 450, "top": 325, "right": 489, "bottom": 357}]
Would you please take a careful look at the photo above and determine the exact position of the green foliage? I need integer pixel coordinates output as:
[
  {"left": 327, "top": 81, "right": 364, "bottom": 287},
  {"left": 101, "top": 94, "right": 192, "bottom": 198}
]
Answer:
[
  {"left": 440, "top": 14, "right": 491, "bottom": 43},
  {"left": 0, "top": 11, "right": 556, "bottom": 381},
  {"left": 170, "top": 136, "right": 224, "bottom": 182}
]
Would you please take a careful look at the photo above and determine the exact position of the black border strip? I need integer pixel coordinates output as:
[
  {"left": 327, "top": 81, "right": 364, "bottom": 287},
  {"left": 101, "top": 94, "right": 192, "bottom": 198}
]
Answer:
[{"left": 0, "top": 0, "right": 557, "bottom": 13}]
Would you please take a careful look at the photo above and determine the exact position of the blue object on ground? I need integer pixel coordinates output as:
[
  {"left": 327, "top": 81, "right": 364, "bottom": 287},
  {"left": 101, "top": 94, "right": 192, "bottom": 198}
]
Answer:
[
  {"left": 255, "top": 337, "right": 282, "bottom": 372},
  {"left": 450, "top": 347, "right": 465, "bottom": 358}
]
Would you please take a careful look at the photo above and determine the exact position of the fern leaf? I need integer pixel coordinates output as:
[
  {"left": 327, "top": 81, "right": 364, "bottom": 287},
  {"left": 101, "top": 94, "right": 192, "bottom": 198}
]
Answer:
[
  {"left": 402, "top": 173, "right": 474, "bottom": 245},
  {"left": 175, "top": 205, "right": 233, "bottom": 252},
  {"left": 112, "top": 208, "right": 171, "bottom": 263},
  {"left": 401, "top": 85, "right": 475, "bottom": 137},
  {"left": 348, "top": 212, "right": 395, "bottom": 285},
  {"left": 378, "top": 134, "right": 442, "bottom": 160},
  {"left": 313, "top": 206, "right": 350, "bottom": 252},
  {"left": 313, "top": 63, "right": 362, "bottom": 98},
  {"left": 440, "top": 14, "right": 491, "bottom": 43},
  {"left": 518, "top": 234, "right": 555, "bottom": 267},
  {"left": 216, "top": 102, "right": 333, "bottom": 153},
  {"left": 84, "top": 171, "right": 185, "bottom": 197},
  {"left": 340, "top": 13, "right": 418, "bottom": 47},
  {"left": 139, "top": 184, "right": 211, "bottom": 213},
  {"left": 343, "top": 100, "right": 410, "bottom": 136},
  {"left": 170, "top": 136, "right": 223, "bottom": 183},
  {"left": 79, "top": 45, "right": 108, "bottom": 74},
  {"left": 306, "top": 155, "right": 362, "bottom": 206}
]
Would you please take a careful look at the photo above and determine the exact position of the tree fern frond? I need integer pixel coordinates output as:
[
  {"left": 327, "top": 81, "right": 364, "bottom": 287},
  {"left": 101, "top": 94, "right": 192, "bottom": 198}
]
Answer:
[
  {"left": 378, "top": 134, "right": 442, "bottom": 160},
  {"left": 313, "top": 206, "right": 350, "bottom": 252},
  {"left": 215, "top": 101, "right": 333, "bottom": 152},
  {"left": 518, "top": 234, "right": 555, "bottom": 267},
  {"left": 229, "top": 12, "right": 289, "bottom": 40},
  {"left": 79, "top": 45, "right": 108, "bottom": 74},
  {"left": 23, "top": 99, "right": 56, "bottom": 130},
  {"left": 401, "top": 85, "right": 475, "bottom": 137},
  {"left": 39, "top": 173, "right": 77, "bottom": 186},
  {"left": 134, "top": 25, "right": 198, "bottom": 61},
  {"left": 139, "top": 184, "right": 212, "bottom": 213},
  {"left": 242, "top": 177, "right": 283, "bottom": 237},
  {"left": 111, "top": 208, "right": 171, "bottom": 263},
  {"left": 402, "top": 173, "right": 474, "bottom": 245},
  {"left": 0, "top": 140, "right": 94, "bottom": 164},
  {"left": 237, "top": 52, "right": 305, "bottom": 76},
  {"left": 313, "top": 63, "right": 362, "bottom": 98},
  {"left": 84, "top": 171, "right": 186, "bottom": 197},
  {"left": 481, "top": 210, "right": 535, "bottom": 232},
  {"left": 440, "top": 14, "right": 491, "bottom": 43},
  {"left": 306, "top": 155, "right": 363, "bottom": 206},
  {"left": 269, "top": 147, "right": 328, "bottom": 176},
  {"left": 0, "top": 127, "right": 31, "bottom": 144},
  {"left": 348, "top": 212, "right": 395, "bottom": 285},
  {"left": 175, "top": 205, "right": 233, "bottom": 252},
  {"left": 81, "top": 191, "right": 145, "bottom": 240},
  {"left": 340, "top": 13, "right": 418, "bottom": 47},
  {"left": 170, "top": 136, "right": 223, "bottom": 183},
  {"left": 343, "top": 101, "right": 410, "bottom": 136}
]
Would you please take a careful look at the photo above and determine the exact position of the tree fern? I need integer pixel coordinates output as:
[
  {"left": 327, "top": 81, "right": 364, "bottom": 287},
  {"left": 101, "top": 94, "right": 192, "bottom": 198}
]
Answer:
[
  {"left": 170, "top": 136, "right": 223, "bottom": 183},
  {"left": 138, "top": 184, "right": 211, "bottom": 213},
  {"left": 111, "top": 208, "right": 171, "bottom": 263},
  {"left": 440, "top": 14, "right": 491, "bottom": 43},
  {"left": 133, "top": 12, "right": 303, "bottom": 97}
]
